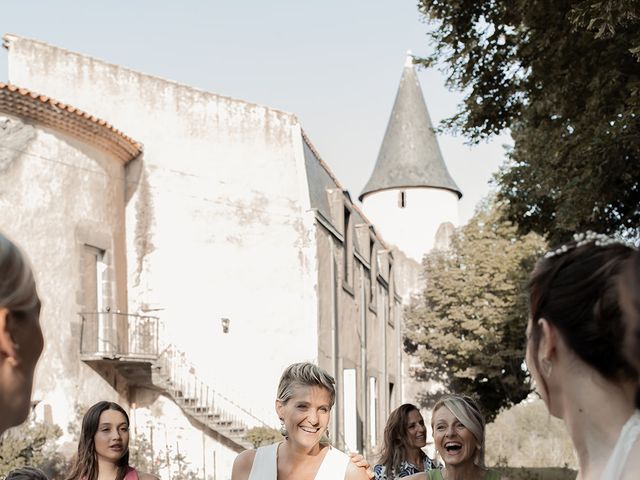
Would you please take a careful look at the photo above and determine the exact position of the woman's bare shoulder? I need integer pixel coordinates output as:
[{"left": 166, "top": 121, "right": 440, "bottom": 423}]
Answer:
[
  {"left": 231, "top": 448, "right": 257, "bottom": 480},
  {"left": 403, "top": 474, "right": 427, "bottom": 480}
]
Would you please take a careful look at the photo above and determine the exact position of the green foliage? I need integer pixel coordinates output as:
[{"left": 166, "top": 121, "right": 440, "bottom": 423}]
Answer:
[
  {"left": 486, "top": 399, "right": 576, "bottom": 468},
  {"left": 416, "top": 1, "right": 640, "bottom": 243},
  {"left": 0, "top": 417, "right": 68, "bottom": 478},
  {"left": 404, "top": 201, "right": 546, "bottom": 421},
  {"left": 243, "top": 426, "right": 281, "bottom": 448},
  {"left": 129, "top": 428, "right": 199, "bottom": 480}
]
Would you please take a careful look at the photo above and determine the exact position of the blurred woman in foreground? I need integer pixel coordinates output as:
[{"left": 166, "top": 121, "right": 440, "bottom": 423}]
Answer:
[
  {"left": 0, "top": 232, "right": 44, "bottom": 435},
  {"left": 526, "top": 235, "right": 639, "bottom": 479}
]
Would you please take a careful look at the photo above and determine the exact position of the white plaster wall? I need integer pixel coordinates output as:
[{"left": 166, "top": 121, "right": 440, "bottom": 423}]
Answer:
[
  {"left": 131, "top": 394, "right": 238, "bottom": 480},
  {"left": 362, "top": 188, "right": 459, "bottom": 262},
  {"left": 8, "top": 38, "right": 319, "bottom": 429},
  {"left": 0, "top": 115, "right": 127, "bottom": 444}
]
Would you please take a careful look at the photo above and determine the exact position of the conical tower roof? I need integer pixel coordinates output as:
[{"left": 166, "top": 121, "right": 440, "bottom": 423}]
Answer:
[{"left": 359, "top": 55, "right": 462, "bottom": 201}]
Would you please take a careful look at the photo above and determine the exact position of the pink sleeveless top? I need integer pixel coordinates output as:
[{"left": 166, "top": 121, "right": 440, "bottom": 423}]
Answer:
[{"left": 124, "top": 467, "right": 139, "bottom": 480}]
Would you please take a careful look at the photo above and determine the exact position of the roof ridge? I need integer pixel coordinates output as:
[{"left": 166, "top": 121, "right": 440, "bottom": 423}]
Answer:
[{"left": 2, "top": 33, "right": 297, "bottom": 120}]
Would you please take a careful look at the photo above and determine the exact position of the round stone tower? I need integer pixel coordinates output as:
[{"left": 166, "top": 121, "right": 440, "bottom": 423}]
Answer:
[{"left": 359, "top": 54, "right": 462, "bottom": 262}]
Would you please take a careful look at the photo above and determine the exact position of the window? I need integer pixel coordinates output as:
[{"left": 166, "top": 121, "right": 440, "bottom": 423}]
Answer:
[
  {"left": 343, "top": 369, "right": 357, "bottom": 452},
  {"left": 369, "top": 376, "right": 377, "bottom": 447},
  {"left": 369, "top": 237, "right": 376, "bottom": 308},
  {"left": 82, "top": 245, "right": 109, "bottom": 353},
  {"left": 343, "top": 207, "right": 353, "bottom": 287},
  {"left": 398, "top": 190, "right": 407, "bottom": 208}
]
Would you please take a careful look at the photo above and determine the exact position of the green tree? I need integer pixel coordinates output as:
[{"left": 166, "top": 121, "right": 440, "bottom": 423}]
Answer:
[
  {"left": 0, "top": 418, "right": 68, "bottom": 478},
  {"left": 404, "top": 201, "right": 546, "bottom": 421},
  {"left": 416, "top": 1, "right": 640, "bottom": 243},
  {"left": 243, "top": 426, "right": 281, "bottom": 448}
]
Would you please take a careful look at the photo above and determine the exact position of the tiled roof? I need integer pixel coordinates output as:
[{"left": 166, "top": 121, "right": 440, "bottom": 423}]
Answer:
[{"left": 0, "top": 83, "right": 142, "bottom": 162}]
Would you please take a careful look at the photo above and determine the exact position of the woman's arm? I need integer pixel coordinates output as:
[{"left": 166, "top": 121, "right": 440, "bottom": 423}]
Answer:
[{"left": 231, "top": 449, "right": 256, "bottom": 480}]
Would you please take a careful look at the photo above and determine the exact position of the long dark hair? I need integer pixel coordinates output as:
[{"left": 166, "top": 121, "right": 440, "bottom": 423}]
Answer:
[
  {"left": 378, "top": 403, "right": 422, "bottom": 477},
  {"left": 619, "top": 250, "right": 640, "bottom": 407},
  {"left": 528, "top": 242, "right": 637, "bottom": 383},
  {"left": 65, "top": 401, "right": 130, "bottom": 480}
]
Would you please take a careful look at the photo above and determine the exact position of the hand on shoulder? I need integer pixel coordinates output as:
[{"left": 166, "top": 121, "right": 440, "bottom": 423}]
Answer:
[
  {"left": 231, "top": 448, "right": 257, "bottom": 480},
  {"left": 345, "top": 460, "right": 371, "bottom": 480}
]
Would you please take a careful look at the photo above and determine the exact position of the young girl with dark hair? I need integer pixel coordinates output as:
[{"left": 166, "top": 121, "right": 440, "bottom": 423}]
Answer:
[
  {"left": 373, "top": 403, "right": 436, "bottom": 479},
  {"left": 65, "top": 401, "right": 157, "bottom": 480},
  {"left": 526, "top": 236, "right": 639, "bottom": 479}
]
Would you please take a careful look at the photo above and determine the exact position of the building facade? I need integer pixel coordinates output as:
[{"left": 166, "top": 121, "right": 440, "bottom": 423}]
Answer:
[{"left": 1, "top": 35, "right": 408, "bottom": 478}]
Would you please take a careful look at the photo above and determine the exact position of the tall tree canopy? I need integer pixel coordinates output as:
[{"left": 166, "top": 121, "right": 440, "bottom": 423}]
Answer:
[
  {"left": 416, "top": 1, "right": 640, "bottom": 243},
  {"left": 404, "top": 202, "right": 546, "bottom": 421}
]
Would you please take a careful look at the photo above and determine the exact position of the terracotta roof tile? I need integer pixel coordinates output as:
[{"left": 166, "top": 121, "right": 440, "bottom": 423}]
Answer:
[{"left": 0, "top": 82, "right": 142, "bottom": 162}]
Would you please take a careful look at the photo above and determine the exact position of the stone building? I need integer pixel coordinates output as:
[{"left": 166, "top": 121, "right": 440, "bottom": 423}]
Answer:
[
  {"left": 360, "top": 54, "right": 462, "bottom": 262},
  {"left": 0, "top": 35, "right": 413, "bottom": 478},
  {"left": 359, "top": 54, "right": 463, "bottom": 410}
]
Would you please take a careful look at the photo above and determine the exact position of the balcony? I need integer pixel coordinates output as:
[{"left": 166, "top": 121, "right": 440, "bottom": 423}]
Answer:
[{"left": 79, "top": 311, "right": 160, "bottom": 387}]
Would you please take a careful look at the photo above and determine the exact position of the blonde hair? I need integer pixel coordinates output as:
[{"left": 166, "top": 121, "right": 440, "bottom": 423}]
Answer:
[
  {"left": 276, "top": 362, "right": 335, "bottom": 407},
  {"left": 432, "top": 394, "right": 486, "bottom": 466}
]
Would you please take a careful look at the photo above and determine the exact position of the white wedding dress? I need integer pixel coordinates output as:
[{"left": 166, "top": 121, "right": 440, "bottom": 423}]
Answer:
[{"left": 601, "top": 410, "right": 640, "bottom": 479}]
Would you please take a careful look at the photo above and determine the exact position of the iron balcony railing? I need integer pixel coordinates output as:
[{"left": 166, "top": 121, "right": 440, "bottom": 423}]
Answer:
[{"left": 79, "top": 311, "right": 159, "bottom": 358}]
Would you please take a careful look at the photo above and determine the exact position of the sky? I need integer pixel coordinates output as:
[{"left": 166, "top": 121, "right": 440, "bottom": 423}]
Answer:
[{"left": 0, "top": 0, "right": 511, "bottom": 224}]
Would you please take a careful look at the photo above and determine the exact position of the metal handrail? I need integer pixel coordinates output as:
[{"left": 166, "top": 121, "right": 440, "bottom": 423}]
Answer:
[
  {"left": 156, "top": 345, "right": 271, "bottom": 430},
  {"left": 78, "top": 311, "right": 159, "bottom": 357}
]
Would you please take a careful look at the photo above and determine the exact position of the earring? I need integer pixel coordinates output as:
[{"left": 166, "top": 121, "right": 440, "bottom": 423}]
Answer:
[
  {"left": 279, "top": 418, "right": 288, "bottom": 438},
  {"left": 541, "top": 358, "right": 553, "bottom": 378}
]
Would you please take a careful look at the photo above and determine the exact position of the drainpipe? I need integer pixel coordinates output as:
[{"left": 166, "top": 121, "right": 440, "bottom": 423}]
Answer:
[
  {"left": 359, "top": 263, "right": 367, "bottom": 452},
  {"left": 330, "top": 239, "right": 338, "bottom": 444}
]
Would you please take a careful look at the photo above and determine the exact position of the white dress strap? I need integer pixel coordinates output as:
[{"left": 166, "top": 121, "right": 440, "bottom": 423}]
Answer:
[
  {"left": 602, "top": 410, "right": 640, "bottom": 479},
  {"left": 247, "top": 442, "right": 349, "bottom": 480},
  {"left": 314, "top": 446, "right": 349, "bottom": 480},
  {"left": 248, "top": 442, "right": 279, "bottom": 480}
]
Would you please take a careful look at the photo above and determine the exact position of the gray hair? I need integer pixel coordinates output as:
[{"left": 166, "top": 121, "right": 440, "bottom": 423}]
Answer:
[
  {"left": 432, "top": 394, "right": 486, "bottom": 467},
  {"left": 276, "top": 362, "right": 336, "bottom": 407},
  {"left": 0, "top": 233, "right": 39, "bottom": 316}
]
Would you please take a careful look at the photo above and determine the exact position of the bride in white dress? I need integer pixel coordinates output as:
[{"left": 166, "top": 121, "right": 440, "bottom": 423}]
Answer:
[
  {"left": 232, "top": 362, "right": 370, "bottom": 480},
  {"left": 526, "top": 236, "right": 640, "bottom": 479}
]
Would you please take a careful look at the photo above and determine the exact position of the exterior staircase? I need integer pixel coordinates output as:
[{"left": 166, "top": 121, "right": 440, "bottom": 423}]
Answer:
[{"left": 78, "top": 312, "right": 268, "bottom": 452}]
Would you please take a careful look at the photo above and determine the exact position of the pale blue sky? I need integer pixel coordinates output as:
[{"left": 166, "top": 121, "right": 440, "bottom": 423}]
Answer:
[{"left": 0, "top": 0, "right": 509, "bottom": 224}]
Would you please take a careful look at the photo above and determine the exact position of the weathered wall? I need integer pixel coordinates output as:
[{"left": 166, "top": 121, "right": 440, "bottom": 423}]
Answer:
[
  {"left": 6, "top": 37, "right": 320, "bottom": 478},
  {"left": 0, "top": 114, "right": 128, "bottom": 441}
]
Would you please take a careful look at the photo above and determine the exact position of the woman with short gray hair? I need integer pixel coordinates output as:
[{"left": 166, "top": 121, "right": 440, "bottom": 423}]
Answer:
[{"left": 232, "top": 361, "right": 369, "bottom": 480}]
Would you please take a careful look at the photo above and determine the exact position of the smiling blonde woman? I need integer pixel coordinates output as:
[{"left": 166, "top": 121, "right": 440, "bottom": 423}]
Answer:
[{"left": 404, "top": 395, "right": 507, "bottom": 480}]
